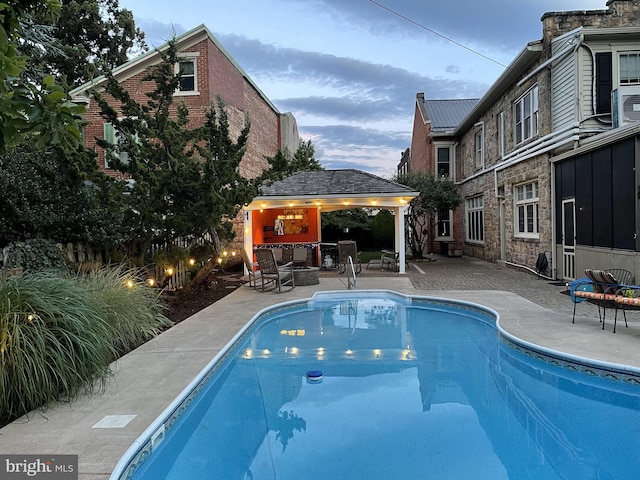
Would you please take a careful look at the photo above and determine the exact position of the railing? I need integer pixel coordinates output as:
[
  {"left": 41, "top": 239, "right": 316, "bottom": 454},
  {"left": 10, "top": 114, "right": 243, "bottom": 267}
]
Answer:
[{"left": 346, "top": 255, "right": 357, "bottom": 289}]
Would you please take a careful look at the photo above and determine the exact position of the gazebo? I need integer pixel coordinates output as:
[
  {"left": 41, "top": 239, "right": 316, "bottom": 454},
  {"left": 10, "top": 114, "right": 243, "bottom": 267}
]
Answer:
[{"left": 243, "top": 170, "right": 420, "bottom": 274}]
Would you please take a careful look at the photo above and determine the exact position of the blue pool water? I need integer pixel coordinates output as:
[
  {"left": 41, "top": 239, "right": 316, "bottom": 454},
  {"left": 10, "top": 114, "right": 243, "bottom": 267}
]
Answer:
[{"left": 117, "top": 292, "right": 640, "bottom": 480}]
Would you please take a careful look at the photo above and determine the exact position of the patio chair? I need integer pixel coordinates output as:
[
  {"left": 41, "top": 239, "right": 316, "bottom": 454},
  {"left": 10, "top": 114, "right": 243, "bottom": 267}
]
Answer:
[
  {"left": 240, "top": 248, "right": 261, "bottom": 289},
  {"left": 381, "top": 250, "right": 400, "bottom": 272},
  {"left": 254, "top": 248, "right": 295, "bottom": 292},
  {"left": 293, "top": 247, "right": 308, "bottom": 268},
  {"left": 337, "top": 240, "right": 361, "bottom": 274},
  {"left": 613, "top": 286, "right": 638, "bottom": 333},
  {"left": 572, "top": 268, "right": 633, "bottom": 330},
  {"left": 366, "top": 249, "right": 399, "bottom": 271},
  {"left": 272, "top": 247, "right": 284, "bottom": 264}
]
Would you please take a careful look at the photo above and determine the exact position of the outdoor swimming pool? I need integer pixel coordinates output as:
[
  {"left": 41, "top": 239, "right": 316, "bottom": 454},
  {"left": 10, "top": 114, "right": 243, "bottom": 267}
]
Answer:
[{"left": 113, "top": 291, "right": 640, "bottom": 479}]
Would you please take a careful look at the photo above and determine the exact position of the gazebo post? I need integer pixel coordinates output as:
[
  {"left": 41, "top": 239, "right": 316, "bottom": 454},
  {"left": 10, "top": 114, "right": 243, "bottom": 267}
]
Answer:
[
  {"left": 243, "top": 209, "right": 253, "bottom": 275},
  {"left": 394, "top": 205, "right": 407, "bottom": 274}
]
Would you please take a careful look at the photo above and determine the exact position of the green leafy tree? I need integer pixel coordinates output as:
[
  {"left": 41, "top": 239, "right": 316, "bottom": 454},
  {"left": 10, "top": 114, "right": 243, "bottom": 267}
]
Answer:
[
  {"left": 321, "top": 208, "right": 370, "bottom": 231},
  {"left": 0, "top": 141, "right": 125, "bottom": 249},
  {"left": 94, "top": 39, "right": 254, "bottom": 269},
  {"left": 395, "top": 171, "right": 461, "bottom": 257},
  {"left": 23, "top": 0, "right": 146, "bottom": 88},
  {"left": 321, "top": 208, "right": 371, "bottom": 246},
  {"left": 370, "top": 209, "right": 394, "bottom": 247},
  {"left": 259, "top": 139, "right": 322, "bottom": 184},
  {"left": 0, "top": 1, "right": 84, "bottom": 151}
]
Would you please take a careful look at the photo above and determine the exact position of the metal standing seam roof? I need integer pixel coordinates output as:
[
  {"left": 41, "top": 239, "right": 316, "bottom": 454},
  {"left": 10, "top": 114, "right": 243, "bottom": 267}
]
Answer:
[
  {"left": 424, "top": 98, "right": 480, "bottom": 133},
  {"left": 257, "top": 169, "right": 417, "bottom": 197}
]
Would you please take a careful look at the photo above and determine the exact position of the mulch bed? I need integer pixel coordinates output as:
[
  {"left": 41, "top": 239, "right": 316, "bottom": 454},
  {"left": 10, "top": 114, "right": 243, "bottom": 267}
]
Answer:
[{"left": 162, "top": 269, "right": 244, "bottom": 324}]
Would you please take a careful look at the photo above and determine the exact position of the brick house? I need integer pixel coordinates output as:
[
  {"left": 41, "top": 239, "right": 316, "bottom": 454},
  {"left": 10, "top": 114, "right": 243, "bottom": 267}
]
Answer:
[
  {"left": 406, "top": 0, "right": 640, "bottom": 281},
  {"left": 69, "top": 24, "right": 299, "bottom": 249},
  {"left": 406, "top": 95, "right": 478, "bottom": 255}
]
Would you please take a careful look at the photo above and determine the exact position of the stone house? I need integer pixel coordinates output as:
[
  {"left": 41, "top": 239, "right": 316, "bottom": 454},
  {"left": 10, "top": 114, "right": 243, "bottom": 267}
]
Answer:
[
  {"left": 406, "top": 0, "right": 640, "bottom": 281},
  {"left": 70, "top": 24, "right": 299, "bottom": 249}
]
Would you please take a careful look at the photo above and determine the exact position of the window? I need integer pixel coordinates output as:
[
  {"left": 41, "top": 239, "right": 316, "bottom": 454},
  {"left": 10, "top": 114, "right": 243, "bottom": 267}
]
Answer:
[
  {"left": 466, "top": 196, "right": 484, "bottom": 243},
  {"left": 514, "top": 181, "right": 539, "bottom": 237},
  {"left": 436, "top": 209, "right": 453, "bottom": 240},
  {"left": 514, "top": 85, "right": 538, "bottom": 144},
  {"left": 474, "top": 123, "right": 484, "bottom": 170},
  {"left": 620, "top": 52, "right": 640, "bottom": 85},
  {"left": 175, "top": 54, "right": 199, "bottom": 95},
  {"left": 103, "top": 120, "right": 140, "bottom": 168},
  {"left": 178, "top": 60, "right": 195, "bottom": 91},
  {"left": 103, "top": 122, "right": 129, "bottom": 168},
  {"left": 497, "top": 112, "right": 505, "bottom": 158},
  {"left": 436, "top": 145, "right": 453, "bottom": 179}
]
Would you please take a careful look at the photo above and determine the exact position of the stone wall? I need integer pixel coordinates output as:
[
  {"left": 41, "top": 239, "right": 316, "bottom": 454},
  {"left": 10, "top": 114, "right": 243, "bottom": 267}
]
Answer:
[{"left": 542, "top": 0, "right": 640, "bottom": 48}]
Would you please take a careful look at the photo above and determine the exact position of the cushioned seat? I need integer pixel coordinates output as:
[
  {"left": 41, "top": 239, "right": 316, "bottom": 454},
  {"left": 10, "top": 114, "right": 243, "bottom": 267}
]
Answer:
[{"left": 572, "top": 268, "right": 633, "bottom": 331}]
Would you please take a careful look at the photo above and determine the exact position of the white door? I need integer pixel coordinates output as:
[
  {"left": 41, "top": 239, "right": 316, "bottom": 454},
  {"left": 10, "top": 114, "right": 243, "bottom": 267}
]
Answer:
[{"left": 562, "top": 199, "right": 576, "bottom": 280}]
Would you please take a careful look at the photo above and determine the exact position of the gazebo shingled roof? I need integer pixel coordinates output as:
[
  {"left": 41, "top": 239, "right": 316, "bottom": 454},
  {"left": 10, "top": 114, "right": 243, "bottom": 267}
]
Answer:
[
  {"left": 244, "top": 169, "right": 419, "bottom": 274},
  {"left": 258, "top": 169, "right": 416, "bottom": 197}
]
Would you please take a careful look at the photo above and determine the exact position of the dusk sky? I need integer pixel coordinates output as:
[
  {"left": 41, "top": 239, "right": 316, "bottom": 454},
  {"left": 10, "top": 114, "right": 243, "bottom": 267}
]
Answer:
[{"left": 120, "top": 0, "right": 606, "bottom": 178}]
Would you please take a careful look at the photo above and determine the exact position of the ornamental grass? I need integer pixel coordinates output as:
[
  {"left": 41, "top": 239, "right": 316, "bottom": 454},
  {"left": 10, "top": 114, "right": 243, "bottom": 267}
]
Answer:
[{"left": 0, "top": 267, "right": 171, "bottom": 424}]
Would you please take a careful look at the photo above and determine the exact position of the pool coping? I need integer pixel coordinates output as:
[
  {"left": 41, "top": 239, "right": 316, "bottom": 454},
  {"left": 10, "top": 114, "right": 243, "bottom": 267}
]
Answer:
[{"left": 110, "top": 289, "right": 640, "bottom": 480}]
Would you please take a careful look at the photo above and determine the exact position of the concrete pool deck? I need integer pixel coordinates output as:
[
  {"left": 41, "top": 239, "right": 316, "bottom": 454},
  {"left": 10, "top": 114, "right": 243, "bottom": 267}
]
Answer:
[{"left": 1, "top": 256, "right": 640, "bottom": 479}]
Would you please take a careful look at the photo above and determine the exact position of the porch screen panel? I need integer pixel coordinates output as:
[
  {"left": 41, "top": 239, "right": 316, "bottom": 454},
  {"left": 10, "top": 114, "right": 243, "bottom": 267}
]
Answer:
[
  {"left": 574, "top": 155, "right": 593, "bottom": 246},
  {"left": 611, "top": 139, "right": 635, "bottom": 250},
  {"left": 591, "top": 149, "right": 613, "bottom": 248}
]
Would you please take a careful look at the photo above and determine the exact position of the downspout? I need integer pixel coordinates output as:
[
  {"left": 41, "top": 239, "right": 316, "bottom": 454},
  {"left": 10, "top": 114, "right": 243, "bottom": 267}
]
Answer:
[
  {"left": 517, "top": 33, "right": 581, "bottom": 87},
  {"left": 550, "top": 156, "right": 557, "bottom": 279}
]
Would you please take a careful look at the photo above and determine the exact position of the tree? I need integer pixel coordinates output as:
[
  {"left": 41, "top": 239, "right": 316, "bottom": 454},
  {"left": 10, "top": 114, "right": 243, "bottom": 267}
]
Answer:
[
  {"left": 259, "top": 139, "right": 322, "bottom": 184},
  {"left": 23, "top": 0, "right": 146, "bottom": 89},
  {"left": 94, "top": 39, "right": 254, "bottom": 269},
  {"left": 0, "top": 1, "right": 84, "bottom": 152},
  {"left": 395, "top": 171, "right": 461, "bottom": 258},
  {"left": 0, "top": 141, "right": 125, "bottom": 249},
  {"left": 370, "top": 209, "right": 394, "bottom": 247}
]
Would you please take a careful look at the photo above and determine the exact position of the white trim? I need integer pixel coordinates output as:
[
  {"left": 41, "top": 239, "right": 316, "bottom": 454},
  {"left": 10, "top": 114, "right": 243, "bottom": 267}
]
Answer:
[
  {"left": 514, "top": 84, "right": 539, "bottom": 145},
  {"left": 474, "top": 121, "right": 485, "bottom": 170},
  {"left": 435, "top": 209, "right": 454, "bottom": 241},
  {"left": 497, "top": 112, "right": 505, "bottom": 159},
  {"left": 174, "top": 54, "right": 199, "bottom": 96},
  {"left": 434, "top": 141, "right": 455, "bottom": 180},
  {"left": 513, "top": 181, "right": 539, "bottom": 239},
  {"left": 465, "top": 195, "right": 484, "bottom": 244}
]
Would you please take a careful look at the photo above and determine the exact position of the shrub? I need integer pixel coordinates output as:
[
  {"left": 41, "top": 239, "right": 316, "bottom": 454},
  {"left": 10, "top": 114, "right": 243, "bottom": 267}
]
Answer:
[
  {"left": 2, "top": 238, "right": 72, "bottom": 273},
  {"left": 0, "top": 267, "right": 171, "bottom": 424},
  {"left": 79, "top": 266, "right": 172, "bottom": 356}
]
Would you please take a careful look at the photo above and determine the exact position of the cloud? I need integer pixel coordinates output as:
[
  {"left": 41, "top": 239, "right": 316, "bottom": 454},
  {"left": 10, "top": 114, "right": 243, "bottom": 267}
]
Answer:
[
  {"left": 134, "top": 17, "right": 187, "bottom": 48},
  {"left": 218, "top": 34, "right": 487, "bottom": 116},
  {"left": 291, "top": 0, "right": 607, "bottom": 52},
  {"left": 301, "top": 125, "right": 410, "bottom": 177}
]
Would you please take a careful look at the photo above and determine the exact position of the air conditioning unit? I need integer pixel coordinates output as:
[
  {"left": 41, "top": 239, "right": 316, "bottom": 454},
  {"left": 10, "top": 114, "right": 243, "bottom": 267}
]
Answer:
[{"left": 612, "top": 86, "right": 640, "bottom": 128}]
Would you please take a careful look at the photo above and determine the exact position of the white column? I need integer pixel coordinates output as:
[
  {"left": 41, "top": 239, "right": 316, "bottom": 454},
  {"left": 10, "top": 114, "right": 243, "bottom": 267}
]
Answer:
[
  {"left": 243, "top": 209, "right": 253, "bottom": 275},
  {"left": 395, "top": 206, "right": 407, "bottom": 274}
]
